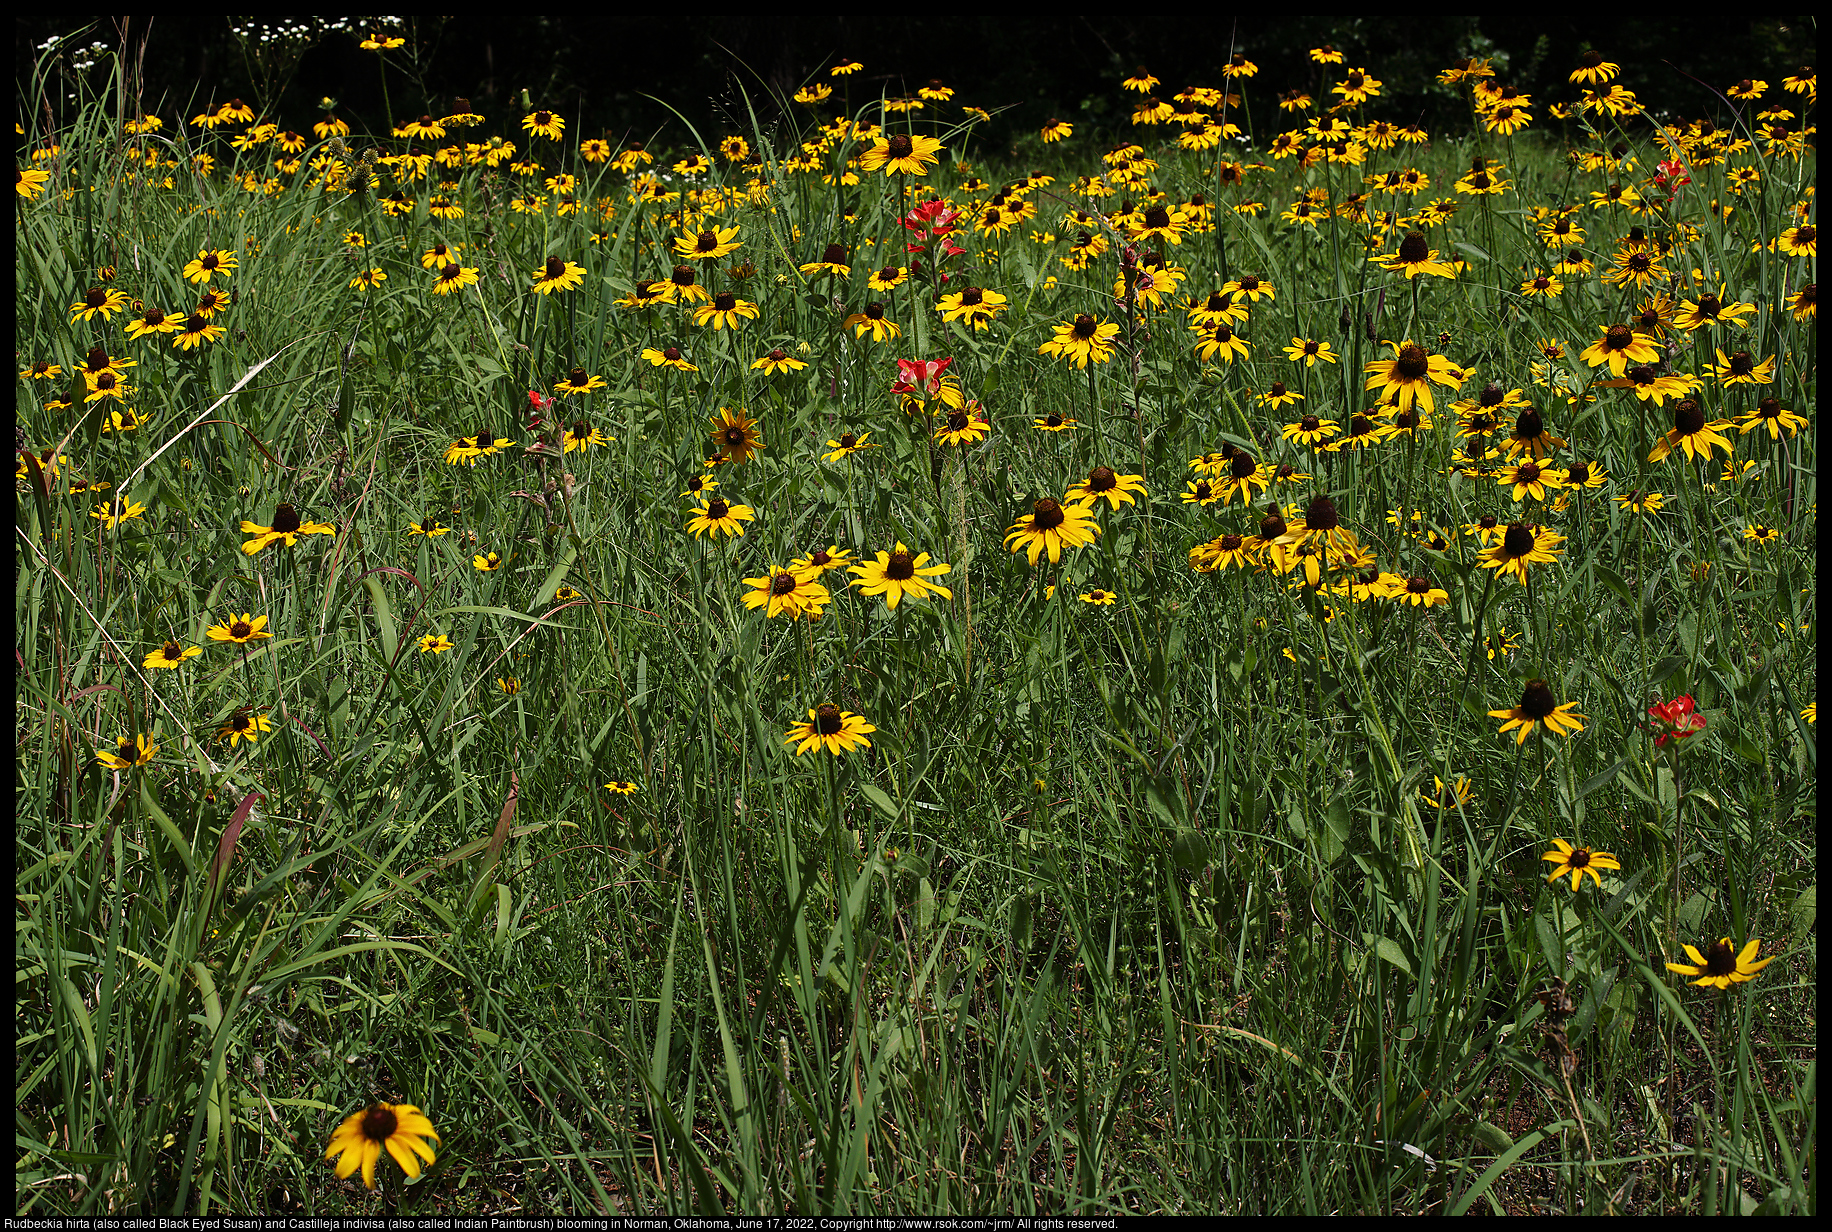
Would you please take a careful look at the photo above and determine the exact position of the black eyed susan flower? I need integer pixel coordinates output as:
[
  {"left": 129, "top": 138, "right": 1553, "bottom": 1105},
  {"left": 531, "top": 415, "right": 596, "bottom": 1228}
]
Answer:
[
  {"left": 934, "top": 408, "right": 989, "bottom": 447},
  {"left": 741, "top": 566, "right": 831, "bottom": 621},
  {"left": 207, "top": 613, "right": 272, "bottom": 644},
  {"left": 1394, "top": 576, "right": 1450, "bottom": 607},
  {"left": 638, "top": 347, "right": 696, "bottom": 374},
  {"left": 1363, "top": 340, "right": 1464, "bottom": 413},
  {"left": 431, "top": 262, "right": 480, "bottom": 295},
  {"left": 1039, "top": 315, "right": 1120, "bottom": 367},
  {"left": 171, "top": 313, "right": 224, "bottom": 350},
  {"left": 1190, "top": 534, "right": 1255, "bottom": 573},
  {"left": 785, "top": 704, "right": 876, "bottom": 756},
  {"left": 96, "top": 733, "right": 158, "bottom": 769},
  {"left": 563, "top": 420, "right": 610, "bottom": 453},
  {"left": 1563, "top": 460, "right": 1608, "bottom": 490},
  {"left": 1580, "top": 323, "right": 1660, "bottom": 376},
  {"left": 1613, "top": 490, "right": 1666, "bottom": 515},
  {"left": 1542, "top": 838, "right": 1620, "bottom": 890},
  {"left": 409, "top": 515, "right": 450, "bottom": 537},
  {"left": 1214, "top": 453, "right": 1272, "bottom": 506},
  {"left": 864, "top": 264, "right": 909, "bottom": 292},
  {"left": 685, "top": 497, "right": 756, "bottom": 539},
  {"left": 858, "top": 133, "right": 944, "bottom": 177},
  {"left": 472, "top": 552, "right": 505, "bottom": 572},
  {"left": 530, "top": 256, "right": 585, "bottom": 295},
  {"left": 555, "top": 366, "right": 611, "bottom": 394},
  {"left": 444, "top": 431, "right": 512, "bottom": 466},
  {"left": 1776, "top": 224, "right": 1816, "bottom": 257},
  {"left": 822, "top": 432, "right": 876, "bottom": 461},
  {"left": 697, "top": 291, "right": 760, "bottom": 331},
  {"left": 849, "top": 543, "right": 952, "bottom": 608},
  {"left": 144, "top": 640, "right": 202, "bottom": 670},
  {"left": 1496, "top": 460, "right": 1565, "bottom": 503},
  {"left": 554, "top": 586, "right": 583, "bottom": 603},
  {"left": 1703, "top": 348, "right": 1776, "bottom": 389},
  {"left": 1004, "top": 499, "right": 1100, "bottom": 566},
  {"left": 1743, "top": 525, "right": 1783, "bottom": 547},
  {"left": 1065, "top": 466, "right": 1146, "bottom": 511},
  {"left": 418, "top": 633, "right": 455, "bottom": 654},
  {"left": 1193, "top": 322, "right": 1250, "bottom": 364},
  {"left": 1647, "top": 398, "right": 1735, "bottom": 463},
  {"left": 708, "top": 408, "right": 764, "bottom": 465},
  {"left": 1480, "top": 522, "right": 1565, "bottom": 584},
  {"left": 1181, "top": 479, "right": 1220, "bottom": 507},
  {"left": 679, "top": 473, "right": 717, "bottom": 500},
  {"left": 1040, "top": 119, "right": 1073, "bottom": 142},
  {"left": 1666, "top": 938, "right": 1775, "bottom": 990},
  {"left": 676, "top": 224, "right": 742, "bottom": 262},
  {"left": 182, "top": 249, "right": 238, "bottom": 284},
  {"left": 1033, "top": 412, "right": 1080, "bottom": 433},
  {"left": 1277, "top": 496, "right": 1360, "bottom": 556},
  {"left": 1378, "top": 231, "right": 1457, "bottom": 279},
  {"left": 1619, "top": 365, "right": 1699, "bottom": 407},
  {"left": 1421, "top": 775, "right": 1473, "bottom": 811},
  {"left": 1789, "top": 282, "right": 1815, "bottom": 322},
  {"left": 241, "top": 503, "right": 335, "bottom": 555},
  {"left": 1737, "top": 397, "right": 1807, "bottom": 439},
  {"left": 752, "top": 348, "right": 808, "bottom": 375},
  {"left": 604, "top": 779, "right": 638, "bottom": 795},
  {"left": 1281, "top": 415, "right": 1341, "bottom": 448},
  {"left": 521, "top": 110, "right": 565, "bottom": 140},
  {"left": 71, "top": 286, "right": 131, "bottom": 322},
  {"left": 1490, "top": 679, "right": 1586, "bottom": 744},
  {"left": 218, "top": 710, "right": 274, "bottom": 747},
  {"left": 935, "top": 286, "right": 1009, "bottom": 331},
  {"left": 1079, "top": 588, "right": 1117, "bottom": 605},
  {"left": 841, "top": 301, "right": 898, "bottom": 341},
  {"left": 326, "top": 1102, "right": 439, "bottom": 1190}
]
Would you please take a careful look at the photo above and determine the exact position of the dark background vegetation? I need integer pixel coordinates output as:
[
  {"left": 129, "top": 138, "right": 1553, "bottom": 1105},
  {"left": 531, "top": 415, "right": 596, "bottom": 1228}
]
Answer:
[{"left": 17, "top": 15, "right": 1817, "bottom": 156}]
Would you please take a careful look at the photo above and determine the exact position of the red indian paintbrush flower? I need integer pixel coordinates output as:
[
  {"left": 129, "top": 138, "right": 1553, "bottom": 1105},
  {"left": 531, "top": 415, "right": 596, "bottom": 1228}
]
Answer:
[
  {"left": 891, "top": 356, "right": 954, "bottom": 397},
  {"left": 1647, "top": 694, "right": 1706, "bottom": 746}
]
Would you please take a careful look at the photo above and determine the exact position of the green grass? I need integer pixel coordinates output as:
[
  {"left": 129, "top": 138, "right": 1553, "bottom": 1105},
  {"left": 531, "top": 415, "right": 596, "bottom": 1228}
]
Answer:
[{"left": 15, "top": 29, "right": 1816, "bottom": 1216}]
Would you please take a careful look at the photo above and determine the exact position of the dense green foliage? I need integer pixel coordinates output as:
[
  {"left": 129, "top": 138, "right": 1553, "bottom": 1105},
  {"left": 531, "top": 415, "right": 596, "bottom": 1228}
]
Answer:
[{"left": 16, "top": 28, "right": 1815, "bottom": 1216}]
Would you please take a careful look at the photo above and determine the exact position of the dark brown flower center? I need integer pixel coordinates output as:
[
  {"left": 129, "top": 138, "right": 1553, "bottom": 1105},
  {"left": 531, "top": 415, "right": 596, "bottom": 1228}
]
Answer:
[
  {"left": 1072, "top": 314, "right": 1097, "bottom": 339},
  {"left": 876, "top": 266, "right": 900, "bottom": 282},
  {"left": 184, "top": 314, "right": 208, "bottom": 332},
  {"left": 1478, "top": 515, "right": 1498, "bottom": 529},
  {"left": 1514, "top": 408, "right": 1545, "bottom": 440},
  {"left": 1144, "top": 206, "right": 1171, "bottom": 230},
  {"left": 770, "top": 572, "right": 798, "bottom": 596},
  {"left": 1795, "top": 225, "right": 1816, "bottom": 245},
  {"left": 766, "top": 348, "right": 787, "bottom": 363},
  {"left": 1727, "top": 351, "right": 1754, "bottom": 376},
  {"left": 1517, "top": 461, "right": 1542, "bottom": 483},
  {"left": 707, "top": 292, "right": 733, "bottom": 312},
  {"left": 1259, "top": 510, "right": 1287, "bottom": 540},
  {"left": 1347, "top": 71, "right": 1365, "bottom": 89},
  {"left": 441, "top": 263, "right": 462, "bottom": 280},
  {"left": 1520, "top": 679, "right": 1557, "bottom": 719},
  {"left": 706, "top": 499, "right": 729, "bottom": 518},
  {"left": 724, "top": 427, "right": 747, "bottom": 446},
  {"left": 569, "top": 366, "right": 590, "bottom": 384},
  {"left": 1210, "top": 324, "right": 1235, "bottom": 343},
  {"left": 1032, "top": 498, "right": 1065, "bottom": 528},
  {"left": 201, "top": 254, "right": 220, "bottom": 270},
  {"left": 1304, "top": 497, "right": 1340, "bottom": 530},
  {"left": 1696, "top": 294, "right": 1721, "bottom": 318},
  {"left": 230, "top": 621, "right": 252, "bottom": 639},
  {"left": 545, "top": 256, "right": 566, "bottom": 278},
  {"left": 838, "top": 434, "right": 857, "bottom": 448},
  {"left": 1230, "top": 453, "right": 1258, "bottom": 479},
  {"left": 1219, "top": 535, "right": 1243, "bottom": 551},
  {"left": 1191, "top": 481, "right": 1212, "bottom": 500},
  {"left": 1044, "top": 413, "right": 1064, "bottom": 427},
  {"left": 886, "top": 135, "right": 913, "bottom": 159},
  {"left": 1673, "top": 400, "right": 1705, "bottom": 434},
  {"left": 864, "top": 302, "right": 884, "bottom": 320},
  {"left": 1398, "top": 231, "right": 1430, "bottom": 263},
  {"left": 272, "top": 504, "right": 301, "bottom": 533},
  {"left": 886, "top": 550, "right": 915, "bottom": 580},
  {"left": 1702, "top": 941, "right": 1736, "bottom": 976},
  {"left": 1348, "top": 414, "right": 1376, "bottom": 436},
  {"left": 1605, "top": 324, "right": 1634, "bottom": 350},
  {"left": 672, "top": 265, "right": 696, "bottom": 287},
  {"left": 1627, "top": 252, "right": 1652, "bottom": 272},
  {"left": 1567, "top": 463, "right": 1591, "bottom": 484},
  {"left": 1395, "top": 344, "right": 1429, "bottom": 379},
  {"left": 1501, "top": 523, "right": 1535, "bottom": 557},
  {"left": 1406, "top": 577, "right": 1431, "bottom": 594},
  {"left": 1581, "top": 51, "right": 1603, "bottom": 68},
  {"left": 1627, "top": 364, "right": 1656, "bottom": 385}
]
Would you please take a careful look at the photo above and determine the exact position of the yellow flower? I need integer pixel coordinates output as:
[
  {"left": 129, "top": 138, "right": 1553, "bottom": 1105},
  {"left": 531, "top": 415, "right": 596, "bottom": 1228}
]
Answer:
[
  {"left": 325, "top": 1102, "right": 439, "bottom": 1190},
  {"left": 206, "top": 613, "right": 272, "bottom": 644},
  {"left": 784, "top": 704, "right": 876, "bottom": 755},
  {"left": 143, "top": 640, "right": 202, "bottom": 670},
  {"left": 1542, "top": 837, "right": 1620, "bottom": 890},
  {"left": 96, "top": 733, "right": 158, "bottom": 769},
  {"left": 1489, "top": 679, "right": 1586, "bottom": 744},
  {"left": 1665, "top": 938, "right": 1775, "bottom": 990},
  {"left": 418, "top": 633, "right": 455, "bottom": 654}
]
